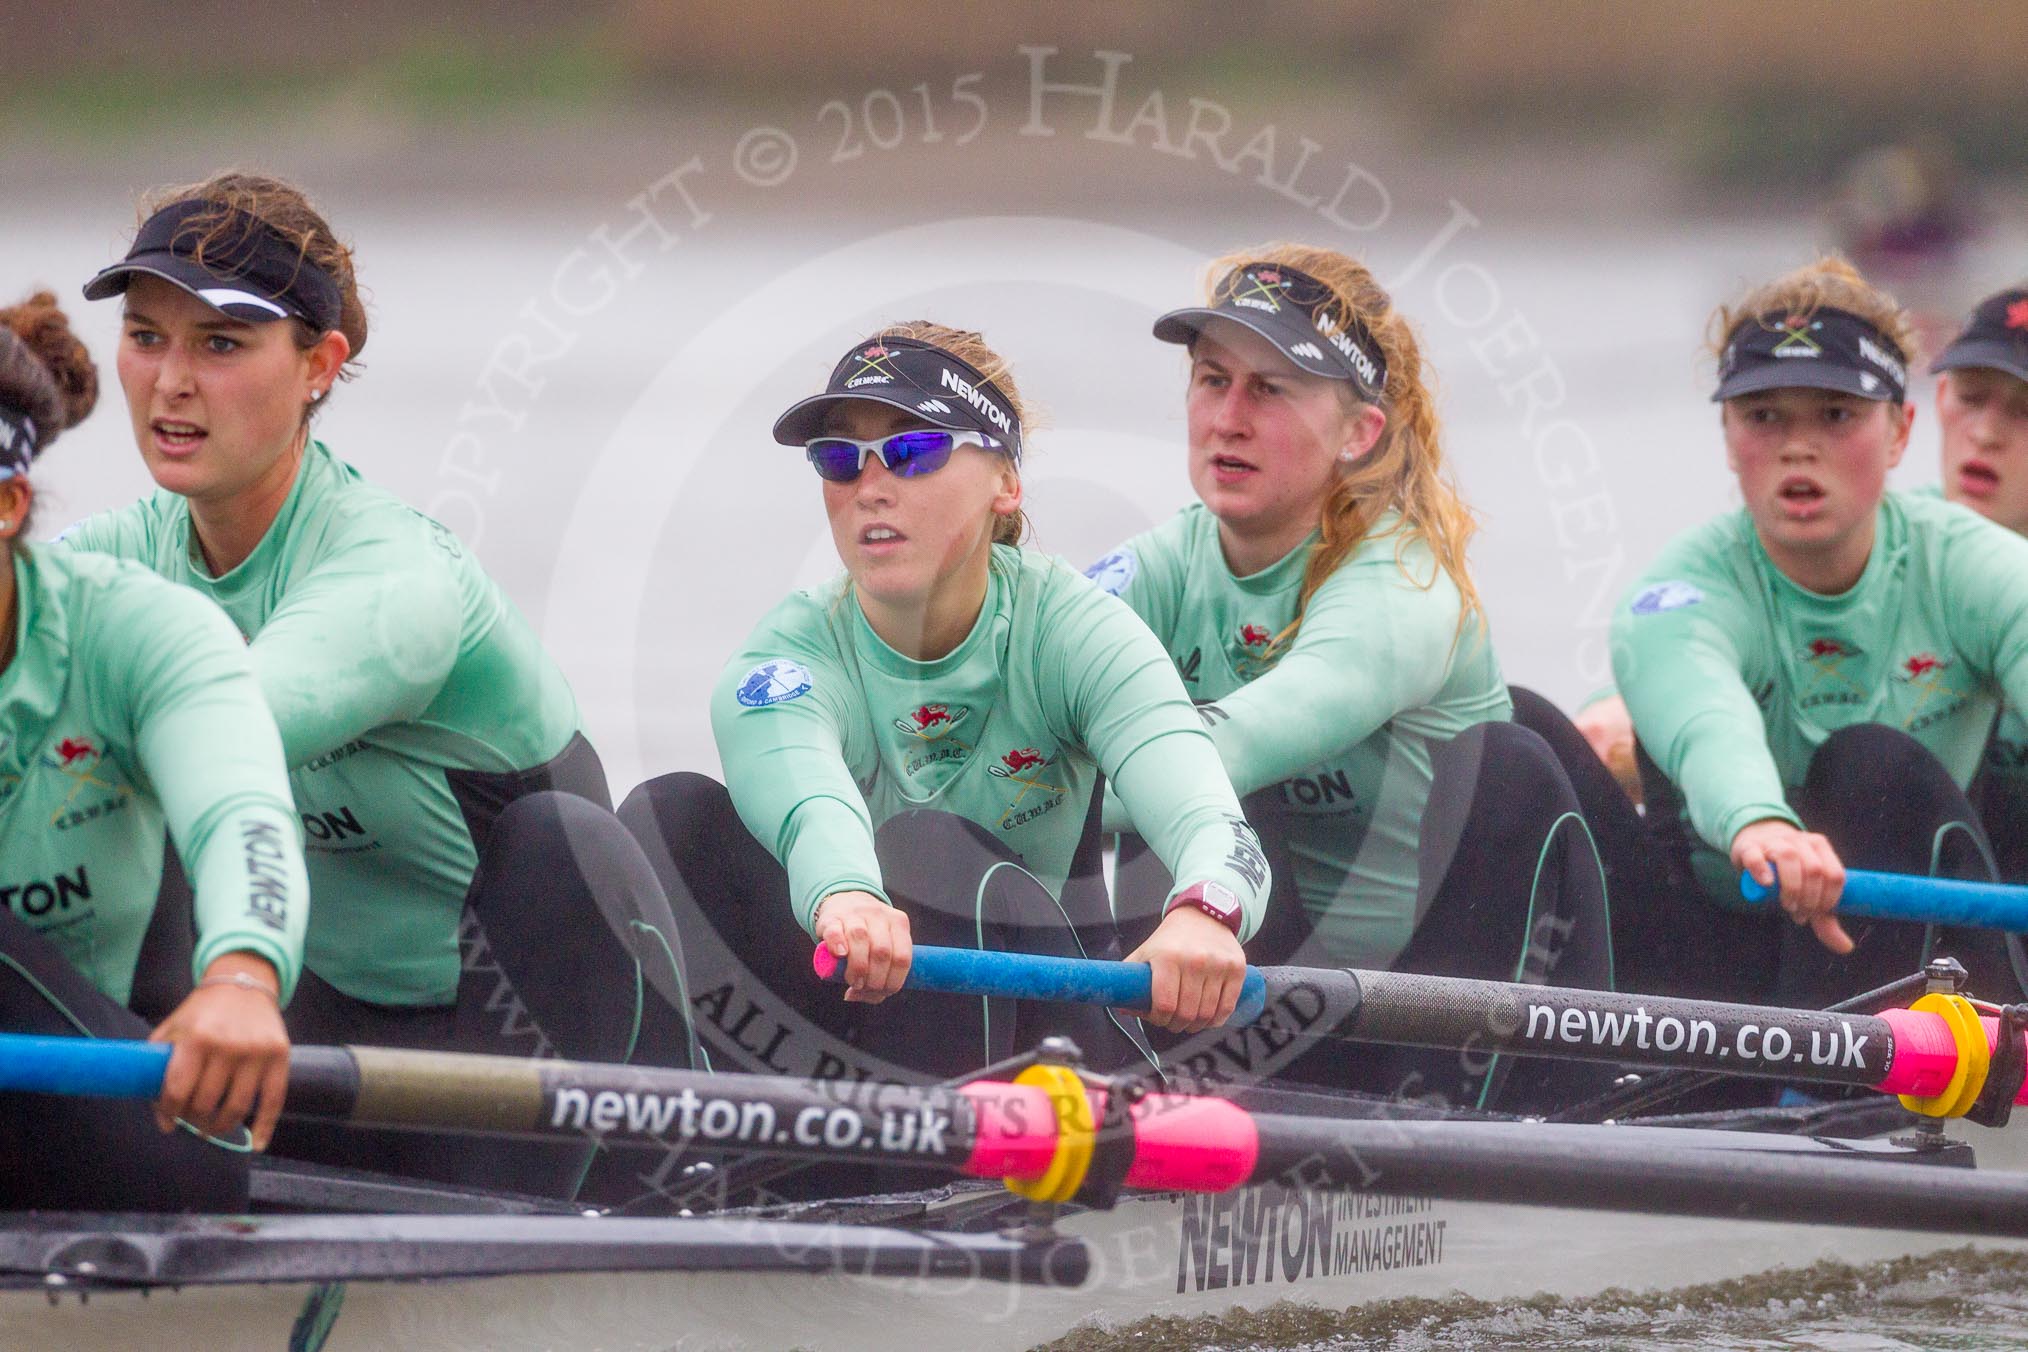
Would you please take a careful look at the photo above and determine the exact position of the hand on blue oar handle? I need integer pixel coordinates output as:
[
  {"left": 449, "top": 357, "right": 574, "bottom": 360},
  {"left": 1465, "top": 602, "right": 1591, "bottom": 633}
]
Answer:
[
  {"left": 1125, "top": 906, "right": 1249, "bottom": 1033},
  {"left": 813, "top": 890, "right": 912, "bottom": 1003},
  {"left": 814, "top": 942, "right": 1269, "bottom": 1027},
  {"left": 1730, "top": 819, "right": 1853, "bottom": 955},
  {"left": 1742, "top": 861, "right": 2028, "bottom": 934}
]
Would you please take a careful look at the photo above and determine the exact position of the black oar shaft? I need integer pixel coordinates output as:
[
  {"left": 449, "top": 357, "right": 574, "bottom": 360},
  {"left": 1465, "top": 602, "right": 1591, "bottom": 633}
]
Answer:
[
  {"left": 286, "top": 1046, "right": 994, "bottom": 1171},
  {"left": 10, "top": 1034, "right": 2028, "bottom": 1240},
  {"left": 1259, "top": 968, "right": 1896, "bottom": 1088},
  {"left": 889, "top": 948, "right": 1924, "bottom": 1092},
  {"left": 1243, "top": 1115, "right": 2028, "bottom": 1237}
]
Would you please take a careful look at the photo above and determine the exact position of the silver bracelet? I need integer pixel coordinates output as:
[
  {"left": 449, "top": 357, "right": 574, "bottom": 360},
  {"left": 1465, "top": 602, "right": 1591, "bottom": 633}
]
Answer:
[{"left": 197, "top": 972, "right": 280, "bottom": 1003}]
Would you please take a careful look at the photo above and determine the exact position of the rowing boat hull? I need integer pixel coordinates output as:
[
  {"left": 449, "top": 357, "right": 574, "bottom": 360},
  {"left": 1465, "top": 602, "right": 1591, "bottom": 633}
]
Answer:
[
  {"left": 4, "top": 1200, "right": 2014, "bottom": 1352},
  {"left": 9, "top": 1123, "right": 2027, "bottom": 1352}
]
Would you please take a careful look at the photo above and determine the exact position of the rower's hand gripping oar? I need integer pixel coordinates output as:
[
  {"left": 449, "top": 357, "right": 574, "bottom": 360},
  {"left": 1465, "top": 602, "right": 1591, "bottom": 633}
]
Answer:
[
  {"left": 810, "top": 943, "right": 1271, "bottom": 1025},
  {"left": 829, "top": 943, "right": 2028, "bottom": 1124},
  {"left": 14, "top": 1031, "right": 2028, "bottom": 1241},
  {"left": 1740, "top": 866, "right": 2028, "bottom": 932}
]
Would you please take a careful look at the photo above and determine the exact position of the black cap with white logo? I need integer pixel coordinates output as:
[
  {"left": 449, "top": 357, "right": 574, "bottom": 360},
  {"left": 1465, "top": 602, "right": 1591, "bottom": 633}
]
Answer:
[
  {"left": 0, "top": 403, "right": 37, "bottom": 478},
  {"left": 1153, "top": 261, "right": 1388, "bottom": 399},
  {"left": 1932, "top": 287, "right": 2028, "bottom": 384},
  {"left": 771, "top": 335, "right": 1022, "bottom": 460},
  {"left": 83, "top": 199, "right": 342, "bottom": 332},
  {"left": 1712, "top": 306, "right": 1909, "bottom": 404}
]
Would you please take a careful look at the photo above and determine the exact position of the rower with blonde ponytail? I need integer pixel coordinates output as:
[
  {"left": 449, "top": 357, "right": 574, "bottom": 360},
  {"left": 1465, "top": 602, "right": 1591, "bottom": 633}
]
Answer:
[{"left": 1092, "top": 245, "right": 1610, "bottom": 1106}]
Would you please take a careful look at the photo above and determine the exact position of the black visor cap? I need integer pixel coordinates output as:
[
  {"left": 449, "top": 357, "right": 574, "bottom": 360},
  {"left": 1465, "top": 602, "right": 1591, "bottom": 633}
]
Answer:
[
  {"left": 84, "top": 199, "right": 342, "bottom": 332},
  {"left": 1712, "top": 306, "right": 1909, "bottom": 404},
  {"left": 772, "top": 335, "right": 1022, "bottom": 459},
  {"left": 1932, "top": 288, "right": 2028, "bottom": 384},
  {"left": 1154, "top": 261, "right": 1387, "bottom": 398}
]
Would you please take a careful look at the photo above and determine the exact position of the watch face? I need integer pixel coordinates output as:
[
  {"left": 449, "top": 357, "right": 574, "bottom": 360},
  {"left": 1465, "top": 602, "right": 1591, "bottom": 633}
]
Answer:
[{"left": 1201, "top": 882, "right": 1239, "bottom": 917}]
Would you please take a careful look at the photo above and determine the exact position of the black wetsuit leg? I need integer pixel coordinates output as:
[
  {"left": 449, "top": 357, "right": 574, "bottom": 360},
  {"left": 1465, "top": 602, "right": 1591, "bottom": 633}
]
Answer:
[
  {"left": 0, "top": 904, "right": 248, "bottom": 1212},
  {"left": 267, "top": 969, "right": 463, "bottom": 1185},
  {"left": 1603, "top": 744, "right": 1785, "bottom": 1004},
  {"left": 127, "top": 843, "right": 195, "bottom": 1026},
  {"left": 1407, "top": 721, "right": 1613, "bottom": 987},
  {"left": 1300, "top": 721, "right": 1615, "bottom": 1112},
  {"left": 620, "top": 771, "right": 867, "bottom": 1075},
  {"left": 1509, "top": 686, "right": 1780, "bottom": 1002},
  {"left": 457, "top": 791, "right": 697, "bottom": 1070},
  {"left": 451, "top": 790, "right": 697, "bottom": 1195},
  {"left": 1121, "top": 721, "right": 1612, "bottom": 1111},
  {"left": 1778, "top": 723, "right": 2023, "bottom": 1007},
  {"left": 271, "top": 790, "right": 689, "bottom": 1198},
  {"left": 861, "top": 805, "right": 1147, "bottom": 1080},
  {"left": 1509, "top": 687, "right": 1667, "bottom": 936},
  {"left": 622, "top": 773, "right": 1147, "bottom": 1085},
  {"left": 1970, "top": 763, "right": 2028, "bottom": 885},
  {"left": 619, "top": 773, "right": 888, "bottom": 1208},
  {"left": 1627, "top": 724, "right": 2021, "bottom": 1010}
]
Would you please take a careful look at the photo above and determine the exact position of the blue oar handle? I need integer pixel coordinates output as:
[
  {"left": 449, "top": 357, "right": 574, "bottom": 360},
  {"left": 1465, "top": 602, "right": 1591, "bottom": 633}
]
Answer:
[
  {"left": 0, "top": 1033, "right": 169, "bottom": 1099},
  {"left": 814, "top": 944, "right": 1268, "bottom": 1026},
  {"left": 1740, "top": 867, "right": 2028, "bottom": 932}
]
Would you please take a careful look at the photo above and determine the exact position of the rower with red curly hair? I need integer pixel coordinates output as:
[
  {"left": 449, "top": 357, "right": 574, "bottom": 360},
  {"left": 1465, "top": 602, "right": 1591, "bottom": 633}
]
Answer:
[{"left": 1091, "top": 245, "right": 1611, "bottom": 1109}]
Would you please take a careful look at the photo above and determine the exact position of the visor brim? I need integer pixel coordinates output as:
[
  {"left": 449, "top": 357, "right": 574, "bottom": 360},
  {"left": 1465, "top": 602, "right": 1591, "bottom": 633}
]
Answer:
[
  {"left": 1711, "top": 362, "right": 1899, "bottom": 403},
  {"left": 83, "top": 255, "right": 298, "bottom": 324},
  {"left": 1932, "top": 339, "right": 2028, "bottom": 384},
  {"left": 1152, "top": 306, "right": 1349, "bottom": 381},
  {"left": 772, "top": 391, "right": 993, "bottom": 447}
]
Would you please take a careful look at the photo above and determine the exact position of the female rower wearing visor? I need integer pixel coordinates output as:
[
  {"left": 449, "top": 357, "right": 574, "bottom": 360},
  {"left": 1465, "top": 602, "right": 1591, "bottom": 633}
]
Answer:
[
  {"left": 1087, "top": 246, "right": 1609, "bottom": 1109},
  {"left": 1606, "top": 257, "right": 2028, "bottom": 1009},
  {"left": 0, "top": 291, "right": 308, "bottom": 1210},
  {"left": 623, "top": 323, "right": 1271, "bottom": 1082},
  {"left": 1928, "top": 285, "right": 2028, "bottom": 885},
  {"left": 67, "top": 173, "right": 691, "bottom": 1194}
]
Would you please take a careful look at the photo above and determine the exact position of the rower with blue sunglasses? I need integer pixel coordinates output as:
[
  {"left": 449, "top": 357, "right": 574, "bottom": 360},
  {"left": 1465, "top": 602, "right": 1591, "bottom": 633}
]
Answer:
[
  {"left": 804, "top": 425, "right": 1006, "bottom": 481},
  {"left": 621, "top": 324, "right": 1272, "bottom": 1083}
]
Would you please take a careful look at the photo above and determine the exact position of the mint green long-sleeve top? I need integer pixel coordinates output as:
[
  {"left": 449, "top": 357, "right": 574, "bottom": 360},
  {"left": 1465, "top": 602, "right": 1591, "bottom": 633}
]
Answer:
[
  {"left": 1907, "top": 485, "right": 2028, "bottom": 796},
  {"left": 62, "top": 441, "right": 583, "bottom": 1005},
  {"left": 1613, "top": 490, "right": 2028, "bottom": 901},
  {"left": 1089, "top": 505, "right": 1511, "bottom": 969},
  {"left": 712, "top": 545, "right": 1272, "bottom": 939},
  {"left": 5, "top": 545, "right": 307, "bottom": 1004}
]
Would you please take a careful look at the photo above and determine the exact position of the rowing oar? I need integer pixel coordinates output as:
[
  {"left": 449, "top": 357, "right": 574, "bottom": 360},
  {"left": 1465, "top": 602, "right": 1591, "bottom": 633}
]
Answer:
[
  {"left": 1741, "top": 867, "right": 2028, "bottom": 932},
  {"left": 818, "top": 944, "right": 2028, "bottom": 1119},
  {"left": 810, "top": 943, "right": 1274, "bottom": 1024},
  {"left": 6, "top": 1032, "right": 2028, "bottom": 1239}
]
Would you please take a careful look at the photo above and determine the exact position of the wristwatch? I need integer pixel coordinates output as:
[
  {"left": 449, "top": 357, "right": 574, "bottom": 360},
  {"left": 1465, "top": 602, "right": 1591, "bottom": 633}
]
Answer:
[{"left": 1166, "top": 881, "right": 1243, "bottom": 936}]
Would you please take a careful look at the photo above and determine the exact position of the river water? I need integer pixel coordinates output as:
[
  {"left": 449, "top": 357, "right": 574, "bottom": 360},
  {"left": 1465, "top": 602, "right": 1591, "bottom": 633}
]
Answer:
[
  {"left": 1050, "top": 1246, "right": 2028, "bottom": 1350},
  {"left": 7, "top": 186, "right": 2028, "bottom": 1350}
]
